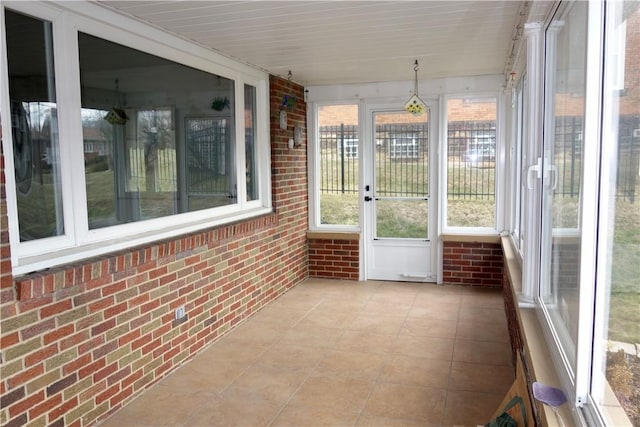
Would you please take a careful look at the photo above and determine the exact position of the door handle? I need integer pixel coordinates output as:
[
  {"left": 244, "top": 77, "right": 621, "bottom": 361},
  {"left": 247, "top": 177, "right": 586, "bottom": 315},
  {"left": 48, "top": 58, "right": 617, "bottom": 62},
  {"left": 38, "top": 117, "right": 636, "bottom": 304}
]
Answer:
[
  {"left": 364, "top": 196, "right": 372, "bottom": 202},
  {"left": 526, "top": 157, "right": 542, "bottom": 190}
]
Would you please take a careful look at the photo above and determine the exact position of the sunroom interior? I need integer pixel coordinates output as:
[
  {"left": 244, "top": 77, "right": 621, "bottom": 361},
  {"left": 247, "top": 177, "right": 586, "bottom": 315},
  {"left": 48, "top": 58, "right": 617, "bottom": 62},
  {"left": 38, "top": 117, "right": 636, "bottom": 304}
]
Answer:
[{"left": 0, "top": 1, "right": 638, "bottom": 427}]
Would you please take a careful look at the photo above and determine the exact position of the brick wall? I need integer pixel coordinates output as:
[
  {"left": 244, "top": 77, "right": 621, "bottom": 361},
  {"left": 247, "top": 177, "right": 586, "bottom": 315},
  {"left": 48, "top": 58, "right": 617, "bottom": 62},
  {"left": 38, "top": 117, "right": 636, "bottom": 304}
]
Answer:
[
  {"left": 502, "top": 268, "right": 523, "bottom": 367},
  {"left": 0, "top": 74, "right": 308, "bottom": 427},
  {"left": 442, "top": 241, "right": 503, "bottom": 287},
  {"left": 308, "top": 237, "right": 359, "bottom": 280}
]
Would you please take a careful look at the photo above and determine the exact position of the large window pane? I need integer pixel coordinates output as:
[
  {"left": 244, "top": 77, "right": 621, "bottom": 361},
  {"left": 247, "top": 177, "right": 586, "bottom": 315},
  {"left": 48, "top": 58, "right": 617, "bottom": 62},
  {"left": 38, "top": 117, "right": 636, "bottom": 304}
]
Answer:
[
  {"left": 318, "top": 104, "right": 359, "bottom": 226},
  {"left": 593, "top": 2, "right": 640, "bottom": 424},
  {"left": 539, "top": 1, "right": 587, "bottom": 372},
  {"left": 245, "top": 84, "right": 258, "bottom": 201},
  {"left": 79, "top": 32, "right": 236, "bottom": 228},
  {"left": 6, "top": 10, "right": 64, "bottom": 241},
  {"left": 446, "top": 97, "right": 497, "bottom": 228}
]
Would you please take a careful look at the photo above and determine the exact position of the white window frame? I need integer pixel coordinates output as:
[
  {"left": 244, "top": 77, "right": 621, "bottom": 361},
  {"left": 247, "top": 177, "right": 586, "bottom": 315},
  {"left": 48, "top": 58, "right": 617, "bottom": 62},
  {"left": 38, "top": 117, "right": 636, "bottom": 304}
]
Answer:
[
  {"left": 1, "top": 1, "right": 271, "bottom": 276},
  {"left": 440, "top": 93, "right": 503, "bottom": 234},
  {"left": 508, "top": 74, "right": 526, "bottom": 254}
]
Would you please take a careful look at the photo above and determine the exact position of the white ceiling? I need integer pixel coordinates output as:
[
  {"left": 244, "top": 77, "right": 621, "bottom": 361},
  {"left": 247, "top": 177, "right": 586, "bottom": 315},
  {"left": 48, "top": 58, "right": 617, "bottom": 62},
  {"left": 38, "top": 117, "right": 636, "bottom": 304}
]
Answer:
[{"left": 97, "top": 1, "right": 525, "bottom": 86}]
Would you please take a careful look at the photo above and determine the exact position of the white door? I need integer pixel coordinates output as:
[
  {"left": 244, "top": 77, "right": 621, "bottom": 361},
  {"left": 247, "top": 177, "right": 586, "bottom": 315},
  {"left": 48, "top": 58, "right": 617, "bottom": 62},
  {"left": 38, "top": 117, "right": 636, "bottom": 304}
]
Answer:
[{"left": 364, "top": 105, "right": 437, "bottom": 282}]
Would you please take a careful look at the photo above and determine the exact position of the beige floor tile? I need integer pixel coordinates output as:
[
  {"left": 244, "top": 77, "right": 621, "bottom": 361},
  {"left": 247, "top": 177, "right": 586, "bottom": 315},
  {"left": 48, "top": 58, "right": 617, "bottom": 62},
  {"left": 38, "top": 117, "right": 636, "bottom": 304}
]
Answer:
[
  {"left": 257, "top": 343, "right": 326, "bottom": 372},
  {"left": 413, "top": 290, "right": 463, "bottom": 305},
  {"left": 101, "top": 390, "right": 209, "bottom": 427},
  {"left": 443, "top": 390, "right": 504, "bottom": 426},
  {"left": 156, "top": 359, "right": 248, "bottom": 395},
  {"left": 250, "top": 306, "right": 309, "bottom": 328},
  {"left": 369, "top": 289, "right": 418, "bottom": 306},
  {"left": 400, "top": 317, "right": 458, "bottom": 338},
  {"left": 452, "top": 339, "right": 513, "bottom": 366},
  {"left": 196, "top": 339, "right": 270, "bottom": 366},
  {"left": 286, "top": 375, "right": 373, "bottom": 413},
  {"left": 393, "top": 334, "right": 455, "bottom": 361},
  {"left": 332, "top": 330, "right": 397, "bottom": 354},
  {"left": 296, "top": 308, "right": 358, "bottom": 329},
  {"left": 315, "top": 296, "right": 370, "bottom": 312},
  {"left": 458, "top": 306, "right": 507, "bottom": 325},
  {"left": 280, "top": 324, "right": 343, "bottom": 348},
  {"left": 312, "top": 350, "right": 387, "bottom": 381},
  {"left": 347, "top": 313, "right": 407, "bottom": 335},
  {"left": 460, "top": 288, "right": 504, "bottom": 309},
  {"left": 379, "top": 355, "right": 451, "bottom": 389},
  {"left": 407, "top": 302, "right": 460, "bottom": 321},
  {"left": 270, "top": 402, "right": 360, "bottom": 427},
  {"left": 361, "top": 300, "right": 413, "bottom": 317},
  {"left": 222, "top": 320, "right": 287, "bottom": 345},
  {"left": 225, "top": 364, "right": 307, "bottom": 404},
  {"left": 355, "top": 414, "right": 439, "bottom": 427},
  {"left": 449, "top": 361, "right": 514, "bottom": 395},
  {"left": 185, "top": 388, "right": 283, "bottom": 427},
  {"left": 456, "top": 319, "right": 510, "bottom": 343},
  {"left": 363, "top": 382, "right": 446, "bottom": 423}
]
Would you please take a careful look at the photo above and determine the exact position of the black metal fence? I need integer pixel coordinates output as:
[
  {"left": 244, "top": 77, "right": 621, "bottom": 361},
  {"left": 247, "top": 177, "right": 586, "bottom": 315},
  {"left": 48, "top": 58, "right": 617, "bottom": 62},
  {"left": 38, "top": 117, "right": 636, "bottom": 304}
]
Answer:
[
  {"left": 375, "top": 123, "right": 429, "bottom": 197},
  {"left": 554, "top": 115, "right": 639, "bottom": 202},
  {"left": 319, "top": 124, "right": 359, "bottom": 194},
  {"left": 320, "top": 116, "right": 639, "bottom": 202},
  {"left": 447, "top": 121, "right": 496, "bottom": 200}
]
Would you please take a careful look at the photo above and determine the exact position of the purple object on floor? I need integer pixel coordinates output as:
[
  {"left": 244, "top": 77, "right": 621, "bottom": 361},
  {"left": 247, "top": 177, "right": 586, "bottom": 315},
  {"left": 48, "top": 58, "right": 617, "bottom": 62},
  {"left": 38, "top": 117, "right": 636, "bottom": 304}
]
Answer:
[{"left": 533, "top": 382, "right": 567, "bottom": 407}]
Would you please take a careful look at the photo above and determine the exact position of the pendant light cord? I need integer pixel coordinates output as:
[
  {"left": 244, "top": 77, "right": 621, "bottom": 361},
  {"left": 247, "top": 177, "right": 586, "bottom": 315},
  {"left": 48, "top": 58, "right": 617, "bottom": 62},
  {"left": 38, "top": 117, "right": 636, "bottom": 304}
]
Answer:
[{"left": 413, "top": 60, "right": 419, "bottom": 96}]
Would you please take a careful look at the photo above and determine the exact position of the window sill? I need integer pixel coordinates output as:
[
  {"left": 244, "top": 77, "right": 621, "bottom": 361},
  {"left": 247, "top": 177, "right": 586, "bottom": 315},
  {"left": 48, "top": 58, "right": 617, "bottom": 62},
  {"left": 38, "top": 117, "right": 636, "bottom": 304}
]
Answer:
[
  {"left": 442, "top": 233, "right": 500, "bottom": 243},
  {"left": 306, "top": 231, "right": 360, "bottom": 240},
  {"left": 13, "top": 207, "right": 276, "bottom": 277},
  {"left": 501, "top": 236, "right": 573, "bottom": 427}
]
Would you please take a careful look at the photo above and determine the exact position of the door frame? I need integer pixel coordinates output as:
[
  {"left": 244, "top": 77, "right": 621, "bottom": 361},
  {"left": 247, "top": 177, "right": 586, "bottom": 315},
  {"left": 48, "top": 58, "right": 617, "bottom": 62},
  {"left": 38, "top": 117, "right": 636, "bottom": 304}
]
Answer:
[{"left": 361, "top": 99, "right": 439, "bottom": 282}]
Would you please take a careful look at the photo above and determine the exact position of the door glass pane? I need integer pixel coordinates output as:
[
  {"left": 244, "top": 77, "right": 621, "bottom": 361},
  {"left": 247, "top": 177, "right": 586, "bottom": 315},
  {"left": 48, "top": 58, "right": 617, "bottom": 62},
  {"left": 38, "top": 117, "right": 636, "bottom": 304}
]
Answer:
[
  {"left": 318, "top": 104, "right": 359, "bottom": 226},
  {"left": 376, "top": 199, "right": 427, "bottom": 239},
  {"left": 6, "top": 10, "right": 64, "bottom": 241},
  {"left": 540, "top": 1, "right": 588, "bottom": 371},
  {"left": 78, "top": 32, "right": 236, "bottom": 228},
  {"left": 374, "top": 110, "right": 429, "bottom": 239},
  {"left": 592, "top": 2, "right": 640, "bottom": 424},
  {"left": 446, "top": 97, "right": 497, "bottom": 227}
]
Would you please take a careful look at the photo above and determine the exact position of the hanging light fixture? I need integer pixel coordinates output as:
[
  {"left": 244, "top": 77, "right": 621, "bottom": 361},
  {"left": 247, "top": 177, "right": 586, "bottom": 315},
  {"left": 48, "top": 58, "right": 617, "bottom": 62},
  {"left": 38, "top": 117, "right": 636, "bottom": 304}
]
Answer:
[
  {"left": 404, "top": 60, "right": 427, "bottom": 116},
  {"left": 104, "top": 78, "right": 129, "bottom": 125}
]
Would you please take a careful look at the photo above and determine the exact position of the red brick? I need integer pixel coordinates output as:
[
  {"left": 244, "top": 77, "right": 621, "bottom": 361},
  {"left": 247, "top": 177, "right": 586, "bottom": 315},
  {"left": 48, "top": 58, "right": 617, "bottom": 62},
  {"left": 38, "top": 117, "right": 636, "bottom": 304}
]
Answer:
[
  {"left": 93, "top": 362, "right": 118, "bottom": 383},
  {"left": 63, "top": 353, "right": 92, "bottom": 376},
  {"left": 43, "top": 324, "right": 75, "bottom": 345},
  {"left": 25, "top": 344, "right": 57, "bottom": 367},
  {"left": 7, "top": 363, "right": 45, "bottom": 388},
  {"left": 60, "top": 330, "right": 90, "bottom": 351},
  {"left": 48, "top": 396, "right": 78, "bottom": 422},
  {"left": 0, "top": 331, "right": 19, "bottom": 349},
  {"left": 78, "top": 358, "right": 106, "bottom": 380},
  {"left": 9, "top": 390, "right": 44, "bottom": 418}
]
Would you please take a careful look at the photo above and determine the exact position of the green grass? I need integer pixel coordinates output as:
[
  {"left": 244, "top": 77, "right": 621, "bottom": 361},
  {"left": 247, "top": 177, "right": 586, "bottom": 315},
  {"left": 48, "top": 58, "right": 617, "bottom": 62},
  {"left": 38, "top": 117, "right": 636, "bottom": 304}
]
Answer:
[
  {"left": 609, "top": 292, "right": 640, "bottom": 344},
  {"left": 609, "top": 208, "right": 640, "bottom": 343},
  {"left": 320, "top": 193, "right": 358, "bottom": 225}
]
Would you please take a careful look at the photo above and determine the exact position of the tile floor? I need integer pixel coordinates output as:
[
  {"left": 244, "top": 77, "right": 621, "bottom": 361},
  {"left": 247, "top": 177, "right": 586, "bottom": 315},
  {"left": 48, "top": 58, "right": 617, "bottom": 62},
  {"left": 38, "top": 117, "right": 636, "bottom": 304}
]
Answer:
[{"left": 99, "top": 278, "right": 514, "bottom": 427}]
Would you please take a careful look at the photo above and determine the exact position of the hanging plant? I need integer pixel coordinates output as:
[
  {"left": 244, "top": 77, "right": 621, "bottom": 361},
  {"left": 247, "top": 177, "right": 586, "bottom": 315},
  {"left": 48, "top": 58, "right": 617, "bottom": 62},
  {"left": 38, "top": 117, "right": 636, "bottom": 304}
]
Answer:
[
  {"left": 211, "top": 96, "right": 230, "bottom": 111},
  {"left": 281, "top": 94, "right": 297, "bottom": 111}
]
